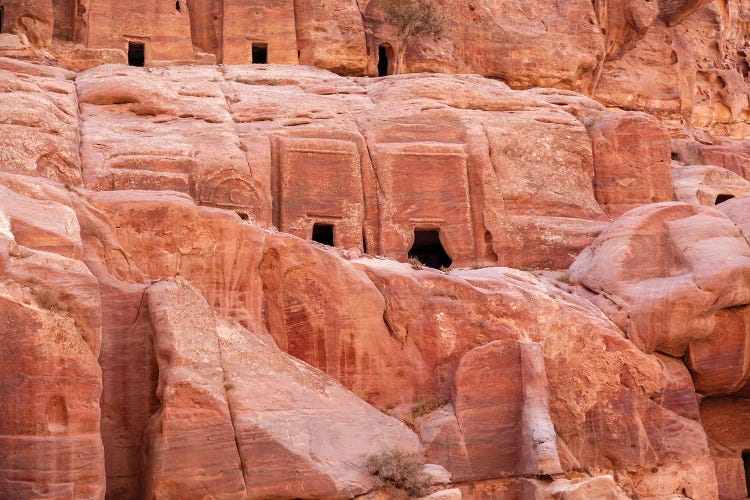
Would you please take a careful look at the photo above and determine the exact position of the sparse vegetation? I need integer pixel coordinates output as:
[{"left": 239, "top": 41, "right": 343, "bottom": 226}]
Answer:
[
  {"left": 366, "top": 448, "right": 431, "bottom": 498},
  {"left": 35, "top": 288, "right": 61, "bottom": 311},
  {"left": 407, "top": 256, "right": 424, "bottom": 269},
  {"left": 381, "top": 0, "right": 449, "bottom": 70},
  {"left": 411, "top": 391, "right": 451, "bottom": 419}
]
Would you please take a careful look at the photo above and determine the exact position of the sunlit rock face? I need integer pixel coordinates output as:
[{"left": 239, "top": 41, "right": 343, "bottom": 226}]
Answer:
[
  {"left": 2, "top": 0, "right": 749, "bottom": 140},
  {"left": 1, "top": 1, "right": 749, "bottom": 498}
]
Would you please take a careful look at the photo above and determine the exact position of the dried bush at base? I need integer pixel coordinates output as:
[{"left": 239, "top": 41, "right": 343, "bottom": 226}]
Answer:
[
  {"left": 35, "top": 288, "right": 61, "bottom": 310},
  {"left": 412, "top": 392, "right": 451, "bottom": 419},
  {"left": 366, "top": 449, "right": 431, "bottom": 497}
]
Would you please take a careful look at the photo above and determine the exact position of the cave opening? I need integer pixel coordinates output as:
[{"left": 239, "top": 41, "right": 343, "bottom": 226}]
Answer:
[
  {"left": 715, "top": 194, "right": 735, "bottom": 205},
  {"left": 408, "top": 229, "right": 452, "bottom": 269},
  {"left": 128, "top": 41, "right": 145, "bottom": 67},
  {"left": 312, "top": 223, "right": 334, "bottom": 247},
  {"left": 671, "top": 152, "right": 679, "bottom": 161},
  {"left": 743, "top": 450, "right": 750, "bottom": 497},
  {"left": 252, "top": 43, "right": 268, "bottom": 64},
  {"left": 175, "top": 1, "right": 181, "bottom": 11},
  {"left": 378, "top": 44, "right": 392, "bottom": 77}
]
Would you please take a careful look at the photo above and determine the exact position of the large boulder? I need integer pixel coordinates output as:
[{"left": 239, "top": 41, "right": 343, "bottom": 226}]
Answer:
[
  {"left": 570, "top": 202, "right": 750, "bottom": 396},
  {"left": 143, "top": 278, "right": 421, "bottom": 498}
]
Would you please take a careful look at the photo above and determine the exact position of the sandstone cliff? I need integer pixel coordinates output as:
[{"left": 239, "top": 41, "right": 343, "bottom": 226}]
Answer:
[{"left": 0, "top": 1, "right": 750, "bottom": 499}]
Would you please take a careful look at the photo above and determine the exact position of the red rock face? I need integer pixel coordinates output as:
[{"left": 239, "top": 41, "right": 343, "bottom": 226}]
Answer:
[
  {"left": 570, "top": 202, "right": 750, "bottom": 396},
  {"left": 418, "top": 340, "right": 562, "bottom": 482},
  {"left": 2, "top": 0, "right": 746, "bottom": 138},
  {"left": 594, "top": 4, "right": 750, "bottom": 138},
  {"left": 1, "top": 2, "right": 749, "bottom": 494},
  {"left": 0, "top": 181, "right": 104, "bottom": 498},
  {"left": 64, "top": 63, "right": 638, "bottom": 270},
  {"left": 587, "top": 112, "right": 674, "bottom": 216},
  {"left": 0, "top": 165, "right": 724, "bottom": 498},
  {"left": 0, "top": 59, "right": 80, "bottom": 185},
  {"left": 701, "top": 397, "right": 750, "bottom": 499},
  {"left": 673, "top": 163, "right": 750, "bottom": 206}
]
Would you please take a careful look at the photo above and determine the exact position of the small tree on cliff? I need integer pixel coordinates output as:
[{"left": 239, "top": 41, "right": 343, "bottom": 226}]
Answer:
[{"left": 381, "top": 0, "right": 448, "bottom": 71}]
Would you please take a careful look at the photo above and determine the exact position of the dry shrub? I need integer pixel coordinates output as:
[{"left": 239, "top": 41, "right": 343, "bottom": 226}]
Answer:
[
  {"left": 412, "top": 391, "right": 451, "bottom": 419},
  {"left": 407, "top": 256, "right": 424, "bottom": 269},
  {"left": 382, "top": 0, "right": 448, "bottom": 40},
  {"left": 35, "top": 288, "right": 61, "bottom": 311},
  {"left": 367, "top": 449, "right": 430, "bottom": 498},
  {"left": 380, "top": 0, "right": 449, "bottom": 71}
]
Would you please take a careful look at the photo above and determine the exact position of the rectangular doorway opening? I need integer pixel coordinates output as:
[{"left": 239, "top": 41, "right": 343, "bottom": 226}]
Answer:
[
  {"left": 743, "top": 450, "right": 750, "bottom": 497},
  {"left": 378, "top": 44, "right": 392, "bottom": 77},
  {"left": 312, "top": 224, "right": 334, "bottom": 247},
  {"left": 409, "top": 229, "right": 452, "bottom": 269},
  {"left": 252, "top": 43, "right": 268, "bottom": 64},
  {"left": 128, "top": 42, "right": 145, "bottom": 67}
]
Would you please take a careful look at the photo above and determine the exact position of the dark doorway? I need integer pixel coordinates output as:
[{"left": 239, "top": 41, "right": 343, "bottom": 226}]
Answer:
[
  {"left": 252, "top": 43, "right": 268, "bottom": 64},
  {"left": 378, "top": 44, "right": 391, "bottom": 77},
  {"left": 0, "top": 6, "right": 4, "bottom": 33},
  {"left": 312, "top": 224, "right": 334, "bottom": 247},
  {"left": 743, "top": 450, "right": 750, "bottom": 497},
  {"left": 408, "top": 230, "right": 452, "bottom": 269},
  {"left": 128, "top": 42, "right": 145, "bottom": 67},
  {"left": 715, "top": 194, "right": 735, "bottom": 205},
  {"left": 671, "top": 152, "right": 679, "bottom": 161},
  {"left": 175, "top": 1, "right": 181, "bottom": 11}
]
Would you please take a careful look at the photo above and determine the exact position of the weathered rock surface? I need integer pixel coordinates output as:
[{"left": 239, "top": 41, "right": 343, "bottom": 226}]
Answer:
[
  {"left": 0, "top": 58, "right": 80, "bottom": 185},
  {"left": 673, "top": 164, "right": 750, "bottom": 206},
  {"left": 145, "top": 278, "right": 421, "bottom": 498},
  {"left": 3, "top": 0, "right": 748, "bottom": 136},
  {"left": 68, "top": 64, "right": 644, "bottom": 269},
  {"left": 673, "top": 136, "right": 750, "bottom": 181},
  {"left": 594, "top": 4, "right": 750, "bottom": 137},
  {"left": 417, "top": 340, "right": 561, "bottom": 482},
  {"left": 0, "top": 168, "right": 724, "bottom": 498},
  {"left": 587, "top": 112, "right": 674, "bottom": 216},
  {"left": 570, "top": 202, "right": 750, "bottom": 397},
  {"left": 76, "top": 64, "right": 268, "bottom": 220},
  {"left": 0, "top": 180, "right": 104, "bottom": 498},
  {"left": 701, "top": 397, "right": 750, "bottom": 499},
  {"left": 0, "top": 7, "right": 748, "bottom": 497}
]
